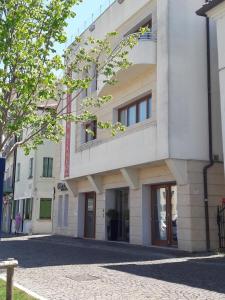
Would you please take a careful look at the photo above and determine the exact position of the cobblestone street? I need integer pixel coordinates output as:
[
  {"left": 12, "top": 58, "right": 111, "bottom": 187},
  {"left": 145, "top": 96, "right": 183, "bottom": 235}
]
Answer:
[{"left": 0, "top": 235, "right": 225, "bottom": 300}]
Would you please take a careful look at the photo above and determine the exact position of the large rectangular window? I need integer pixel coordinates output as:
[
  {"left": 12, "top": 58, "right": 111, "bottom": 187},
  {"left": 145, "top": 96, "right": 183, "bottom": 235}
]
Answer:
[
  {"left": 42, "top": 157, "right": 53, "bottom": 178},
  {"left": 57, "top": 196, "right": 63, "bottom": 227},
  {"left": 85, "top": 121, "right": 97, "bottom": 143},
  {"left": 40, "top": 198, "right": 52, "bottom": 219},
  {"left": 13, "top": 200, "right": 20, "bottom": 219},
  {"left": 24, "top": 198, "right": 33, "bottom": 220},
  {"left": 63, "top": 194, "right": 69, "bottom": 227},
  {"left": 28, "top": 158, "right": 34, "bottom": 179},
  {"left": 118, "top": 94, "right": 152, "bottom": 127},
  {"left": 16, "top": 163, "right": 21, "bottom": 182}
]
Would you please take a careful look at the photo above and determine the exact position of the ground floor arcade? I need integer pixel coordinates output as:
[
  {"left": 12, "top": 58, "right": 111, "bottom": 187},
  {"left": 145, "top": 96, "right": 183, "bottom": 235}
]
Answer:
[{"left": 54, "top": 159, "right": 225, "bottom": 252}]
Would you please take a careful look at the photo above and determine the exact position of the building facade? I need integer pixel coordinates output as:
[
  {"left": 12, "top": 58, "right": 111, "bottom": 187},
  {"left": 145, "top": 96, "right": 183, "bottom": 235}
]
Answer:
[
  {"left": 11, "top": 139, "right": 60, "bottom": 234},
  {"left": 197, "top": 0, "right": 225, "bottom": 173},
  {"left": 54, "top": 0, "right": 225, "bottom": 252}
]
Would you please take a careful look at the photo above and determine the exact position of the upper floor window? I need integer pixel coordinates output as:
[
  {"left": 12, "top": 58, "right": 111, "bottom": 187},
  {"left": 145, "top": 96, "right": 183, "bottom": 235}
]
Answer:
[
  {"left": 85, "top": 121, "right": 97, "bottom": 143},
  {"left": 28, "top": 158, "right": 34, "bottom": 179},
  {"left": 16, "top": 163, "right": 21, "bottom": 182},
  {"left": 90, "top": 64, "right": 97, "bottom": 92},
  {"left": 118, "top": 94, "right": 152, "bottom": 127},
  {"left": 42, "top": 157, "right": 53, "bottom": 178}
]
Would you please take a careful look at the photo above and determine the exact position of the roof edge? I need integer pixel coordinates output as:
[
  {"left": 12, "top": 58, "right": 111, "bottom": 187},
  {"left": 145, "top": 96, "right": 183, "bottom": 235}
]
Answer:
[{"left": 196, "top": 0, "right": 225, "bottom": 16}]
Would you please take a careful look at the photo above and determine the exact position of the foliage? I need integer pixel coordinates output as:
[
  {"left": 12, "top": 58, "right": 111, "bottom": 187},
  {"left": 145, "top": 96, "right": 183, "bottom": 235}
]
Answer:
[
  {"left": 0, "top": 279, "right": 37, "bottom": 299},
  {"left": 0, "top": 0, "right": 148, "bottom": 156}
]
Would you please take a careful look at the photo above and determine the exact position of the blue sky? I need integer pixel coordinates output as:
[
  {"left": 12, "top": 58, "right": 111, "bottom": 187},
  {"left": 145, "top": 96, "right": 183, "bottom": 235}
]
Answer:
[{"left": 56, "top": 0, "right": 114, "bottom": 55}]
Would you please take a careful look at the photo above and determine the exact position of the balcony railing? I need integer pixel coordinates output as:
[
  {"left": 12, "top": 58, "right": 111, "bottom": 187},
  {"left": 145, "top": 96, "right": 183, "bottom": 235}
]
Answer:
[{"left": 139, "top": 31, "right": 157, "bottom": 41}]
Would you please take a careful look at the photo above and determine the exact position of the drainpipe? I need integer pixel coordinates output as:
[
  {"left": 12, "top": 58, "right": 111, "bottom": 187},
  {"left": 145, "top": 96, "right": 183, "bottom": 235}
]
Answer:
[{"left": 203, "top": 16, "right": 214, "bottom": 252}]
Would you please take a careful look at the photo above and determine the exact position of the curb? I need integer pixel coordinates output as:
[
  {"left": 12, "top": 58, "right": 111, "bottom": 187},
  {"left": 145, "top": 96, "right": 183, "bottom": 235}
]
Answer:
[{"left": 0, "top": 274, "right": 47, "bottom": 300}]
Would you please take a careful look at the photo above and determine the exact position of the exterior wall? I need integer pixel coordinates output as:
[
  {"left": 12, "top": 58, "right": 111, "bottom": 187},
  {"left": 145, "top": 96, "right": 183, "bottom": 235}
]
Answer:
[
  {"left": 53, "top": 186, "right": 77, "bottom": 237},
  {"left": 168, "top": 160, "right": 225, "bottom": 252},
  {"left": 14, "top": 140, "right": 60, "bottom": 234},
  {"left": 57, "top": 0, "right": 224, "bottom": 252},
  {"left": 168, "top": 0, "right": 210, "bottom": 161},
  {"left": 207, "top": 2, "right": 225, "bottom": 170}
]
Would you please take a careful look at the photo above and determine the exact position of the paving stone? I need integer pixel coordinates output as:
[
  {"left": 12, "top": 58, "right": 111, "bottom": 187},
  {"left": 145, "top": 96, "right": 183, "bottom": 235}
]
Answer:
[{"left": 0, "top": 235, "right": 225, "bottom": 300}]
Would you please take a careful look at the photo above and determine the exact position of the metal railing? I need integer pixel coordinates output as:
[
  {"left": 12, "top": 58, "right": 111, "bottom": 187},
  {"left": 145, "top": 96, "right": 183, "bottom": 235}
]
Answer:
[
  {"left": 0, "top": 258, "right": 18, "bottom": 300},
  {"left": 139, "top": 31, "right": 157, "bottom": 41}
]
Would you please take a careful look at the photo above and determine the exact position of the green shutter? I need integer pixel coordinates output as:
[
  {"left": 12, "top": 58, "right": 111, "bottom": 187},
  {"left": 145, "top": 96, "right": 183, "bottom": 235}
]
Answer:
[
  {"left": 40, "top": 198, "right": 52, "bottom": 219},
  {"left": 48, "top": 158, "right": 53, "bottom": 177}
]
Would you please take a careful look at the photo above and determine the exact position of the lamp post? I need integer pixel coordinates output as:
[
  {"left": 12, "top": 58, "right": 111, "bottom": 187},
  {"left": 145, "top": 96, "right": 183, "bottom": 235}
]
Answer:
[{"left": 0, "top": 157, "right": 6, "bottom": 239}]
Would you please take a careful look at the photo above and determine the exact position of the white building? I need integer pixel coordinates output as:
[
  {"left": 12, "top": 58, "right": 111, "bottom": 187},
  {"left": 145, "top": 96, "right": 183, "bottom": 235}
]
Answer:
[
  {"left": 12, "top": 139, "right": 60, "bottom": 234},
  {"left": 54, "top": 0, "right": 225, "bottom": 252},
  {"left": 197, "top": 0, "right": 225, "bottom": 173}
]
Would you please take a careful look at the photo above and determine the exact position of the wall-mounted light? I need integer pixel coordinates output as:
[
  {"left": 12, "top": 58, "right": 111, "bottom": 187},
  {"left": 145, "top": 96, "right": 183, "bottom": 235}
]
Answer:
[{"left": 118, "top": 0, "right": 125, "bottom": 3}]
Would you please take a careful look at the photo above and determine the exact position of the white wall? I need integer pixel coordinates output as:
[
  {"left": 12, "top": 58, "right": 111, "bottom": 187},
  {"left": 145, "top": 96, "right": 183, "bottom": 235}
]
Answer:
[
  {"left": 168, "top": 0, "right": 210, "bottom": 161},
  {"left": 14, "top": 140, "right": 60, "bottom": 234}
]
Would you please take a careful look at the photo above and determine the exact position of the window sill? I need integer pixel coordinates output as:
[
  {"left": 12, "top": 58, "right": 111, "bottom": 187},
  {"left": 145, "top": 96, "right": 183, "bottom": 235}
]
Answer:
[{"left": 38, "top": 218, "right": 52, "bottom": 221}]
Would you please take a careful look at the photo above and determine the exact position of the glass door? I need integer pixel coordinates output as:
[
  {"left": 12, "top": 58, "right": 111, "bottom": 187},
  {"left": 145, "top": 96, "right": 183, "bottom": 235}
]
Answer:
[
  {"left": 151, "top": 184, "right": 177, "bottom": 246},
  {"left": 115, "top": 189, "right": 129, "bottom": 242},
  {"left": 84, "top": 192, "right": 96, "bottom": 238}
]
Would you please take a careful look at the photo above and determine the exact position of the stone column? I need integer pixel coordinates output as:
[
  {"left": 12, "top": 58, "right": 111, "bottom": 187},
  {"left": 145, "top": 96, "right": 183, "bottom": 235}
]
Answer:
[
  {"left": 129, "top": 188, "right": 142, "bottom": 245},
  {"left": 95, "top": 192, "right": 105, "bottom": 240}
]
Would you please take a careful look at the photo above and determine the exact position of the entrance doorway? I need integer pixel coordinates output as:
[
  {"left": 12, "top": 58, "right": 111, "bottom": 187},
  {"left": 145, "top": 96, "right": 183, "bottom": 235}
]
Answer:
[
  {"left": 106, "top": 188, "right": 129, "bottom": 242},
  {"left": 151, "top": 184, "right": 177, "bottom": 246},
  {"left": 84, "top": 192, "right": 96, "bottom": 239}
]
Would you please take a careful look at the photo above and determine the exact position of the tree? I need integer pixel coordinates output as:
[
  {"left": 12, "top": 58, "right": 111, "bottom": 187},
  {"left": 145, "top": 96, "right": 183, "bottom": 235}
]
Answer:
[{"left": 0, "top": 0, "right": 146, "bottom": 156}]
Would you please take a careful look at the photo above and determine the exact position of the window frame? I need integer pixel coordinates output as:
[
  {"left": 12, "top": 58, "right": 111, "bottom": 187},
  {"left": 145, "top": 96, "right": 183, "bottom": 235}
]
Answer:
[
  {"left": 84, "top": 120, "right": 97, "bottom": 143},
  {"left": 16, "top": 163, "right": 21, "bottom": 182},
  {"left": 118, "top": 93, "right": 152, "bottom": 127},
  {"left": 24, "top": 198, "right": 33, "bottom": 220},
  {"left": 42, "top": 157, "right": 53, "bottom": 178},
  {"left": 28, "top": 158, "right": 34, "bottom": 179}
]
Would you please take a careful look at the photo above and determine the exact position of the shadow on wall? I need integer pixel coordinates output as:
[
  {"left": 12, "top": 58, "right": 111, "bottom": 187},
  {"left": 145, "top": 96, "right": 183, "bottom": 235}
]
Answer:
[{"left": 103, "top": 256, "right": 225, "bottom": 295}]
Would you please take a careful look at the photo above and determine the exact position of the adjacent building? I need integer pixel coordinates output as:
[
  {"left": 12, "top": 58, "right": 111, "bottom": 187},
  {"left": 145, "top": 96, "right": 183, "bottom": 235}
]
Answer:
[
  {"left": 54, "top": 0, "right": 225, "bottom": 252},
  {"left": 11, "top": 138, "right": 60, "bottom": 234},
  {"left": 197, "top": 0, "right": 225, "bottom": 173}
]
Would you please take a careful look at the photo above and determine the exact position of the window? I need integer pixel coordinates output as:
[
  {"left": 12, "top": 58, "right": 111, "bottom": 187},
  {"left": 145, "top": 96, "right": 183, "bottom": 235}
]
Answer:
[
  {"left": 16, "top": 163, "right": 21, "bottom": 182},
  {"left": 42, "top": 157, "right": 53, "bottom": 177},
  {"left": 13, "top": 200, "right": 19, "bottom": 219},
  {"left": 85, "top": 121, "right": 97, "bottom": 143},
  {"left": 90, "top": 64, "right": 97, "bottom": 92},
  {"left": 24, "top": 198, "right": 33, "bottom": 220},
  {"left": 40, "top": 198, "right": 52, "bottom": 219},
  {"left": 63, "top": 194, "right": 69, "bottom": 227},
  {"left": 28, "top": 158, "right": 34, "bottom": 179},
  {"left": 57, "top": 195, "right": 69, "bottom": 227},
  {"left": 118, "top": 94, "right": 152, "bottom": 126},
  {"left": 57, "top": 196, "right": 63, "bottom": 227}
]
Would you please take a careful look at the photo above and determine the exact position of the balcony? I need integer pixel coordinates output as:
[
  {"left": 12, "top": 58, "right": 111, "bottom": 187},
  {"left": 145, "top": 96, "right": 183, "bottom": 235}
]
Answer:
[
  {"left": 69, "top": 119, "right": 157, "bottom": 179},
  {"left": 97, "top": 32, "right": 157, "bottom": 96}
]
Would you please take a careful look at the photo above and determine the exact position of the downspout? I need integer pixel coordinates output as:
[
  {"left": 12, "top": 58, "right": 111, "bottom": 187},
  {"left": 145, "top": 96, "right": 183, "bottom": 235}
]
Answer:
[{"left": 203, "top": 16, "right": 214, "bottom": 252}]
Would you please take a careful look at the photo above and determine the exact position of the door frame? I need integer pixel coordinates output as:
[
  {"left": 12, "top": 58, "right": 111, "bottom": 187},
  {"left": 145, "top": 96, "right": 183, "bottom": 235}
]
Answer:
[
  {"left": 151, "top": 182, "right": 177, "bottom": 247},
  {"left": 84, "top": 192, "right": 96, "bottom": 239}
]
